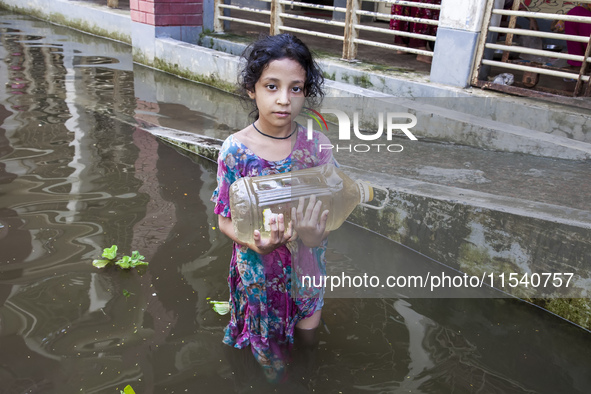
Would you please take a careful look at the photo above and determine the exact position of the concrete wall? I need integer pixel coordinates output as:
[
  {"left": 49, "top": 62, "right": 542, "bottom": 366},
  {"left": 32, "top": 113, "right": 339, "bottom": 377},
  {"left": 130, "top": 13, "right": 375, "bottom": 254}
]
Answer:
[{"left": 345, "top": 168, "right": 591, "bottom": 299}]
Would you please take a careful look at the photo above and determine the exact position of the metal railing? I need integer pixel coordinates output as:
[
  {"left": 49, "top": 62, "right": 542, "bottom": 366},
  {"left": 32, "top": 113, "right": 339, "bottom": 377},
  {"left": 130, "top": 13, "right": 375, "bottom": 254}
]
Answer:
[
  {"left": 213, "top": 0, "right": 440, "bottom": 61},
  {"left": 472, "top": 0, "right": 591, "bottom": 99}
]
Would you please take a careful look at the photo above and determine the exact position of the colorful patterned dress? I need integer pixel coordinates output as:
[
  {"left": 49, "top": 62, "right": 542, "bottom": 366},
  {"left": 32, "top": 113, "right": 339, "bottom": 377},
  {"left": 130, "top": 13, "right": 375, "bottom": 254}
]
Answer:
[
  {"left": 211, "top": 123, "right": 334, "bottom": 380},
  {"left": 390, "top": 0, "right": 441, "bottom": 49}
]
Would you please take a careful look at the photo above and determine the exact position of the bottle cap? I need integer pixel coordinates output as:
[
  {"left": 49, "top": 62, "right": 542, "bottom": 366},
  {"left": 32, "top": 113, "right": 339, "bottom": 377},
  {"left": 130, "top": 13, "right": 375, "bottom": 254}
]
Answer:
[{"left": 358, "top": 181, "right": 373, "bottom": 203}]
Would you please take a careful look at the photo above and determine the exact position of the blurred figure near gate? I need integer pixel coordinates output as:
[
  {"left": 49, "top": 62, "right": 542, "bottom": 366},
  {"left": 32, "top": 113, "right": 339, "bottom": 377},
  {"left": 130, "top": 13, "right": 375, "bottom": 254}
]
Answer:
[
  {"left": 563, "top": 3, "right": 591, "bottom": 67},
  {"left": 390, "top": 0, "right": 441, "bottom": 64}
]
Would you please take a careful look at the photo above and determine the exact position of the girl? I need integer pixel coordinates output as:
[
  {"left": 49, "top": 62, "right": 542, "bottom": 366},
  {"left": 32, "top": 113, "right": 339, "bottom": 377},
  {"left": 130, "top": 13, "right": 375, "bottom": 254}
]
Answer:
[{"left": 211, "top": 34, "right": 334, "bottom": 380}]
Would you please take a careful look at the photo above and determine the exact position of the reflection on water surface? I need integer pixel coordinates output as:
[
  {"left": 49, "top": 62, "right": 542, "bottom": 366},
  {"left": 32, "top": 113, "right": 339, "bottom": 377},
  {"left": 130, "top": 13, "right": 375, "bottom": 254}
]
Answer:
[{"left": 0, "top": 11, "right": 590, "bottom": 394}]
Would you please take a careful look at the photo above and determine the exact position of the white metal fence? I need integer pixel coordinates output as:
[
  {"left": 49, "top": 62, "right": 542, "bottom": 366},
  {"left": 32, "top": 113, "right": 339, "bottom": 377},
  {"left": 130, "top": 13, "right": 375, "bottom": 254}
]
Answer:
[
  {"left": 472, "top": 0, "right": 591, "bottom": 98},
  {"left": 213, "top": 0, "right": 440, "bottom": 61}
]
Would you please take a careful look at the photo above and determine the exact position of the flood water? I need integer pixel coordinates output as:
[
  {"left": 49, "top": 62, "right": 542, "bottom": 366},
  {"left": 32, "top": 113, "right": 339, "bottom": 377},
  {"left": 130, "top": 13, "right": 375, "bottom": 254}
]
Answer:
[{"left": 1, "top": 11, "right": 591, "bottom": 394}]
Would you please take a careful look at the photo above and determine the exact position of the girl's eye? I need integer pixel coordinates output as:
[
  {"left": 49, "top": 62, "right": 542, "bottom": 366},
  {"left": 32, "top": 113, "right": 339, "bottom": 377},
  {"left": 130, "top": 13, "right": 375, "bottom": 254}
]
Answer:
[
  {"left": 292, "top": 86, "right": 303, "bottom": 93},
  {"left": 266, "top": 84, "right": 276, "bottom": 90}
]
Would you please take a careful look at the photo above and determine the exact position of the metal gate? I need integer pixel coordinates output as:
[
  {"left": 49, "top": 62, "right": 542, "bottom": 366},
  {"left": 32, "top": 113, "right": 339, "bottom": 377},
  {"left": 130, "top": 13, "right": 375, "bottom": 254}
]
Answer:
[
  {"left": 213, "top": 0, "right": 440, "bottom": 61},
  {"left": 472, "top": 0, "right": 591, "bottom": 104}
]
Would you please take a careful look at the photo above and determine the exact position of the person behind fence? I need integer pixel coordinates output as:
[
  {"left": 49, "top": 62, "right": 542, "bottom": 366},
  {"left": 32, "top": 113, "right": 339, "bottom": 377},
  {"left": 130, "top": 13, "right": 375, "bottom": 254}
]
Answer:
[
  {"left": 559, "top": 2, "right": 591, "bottom": 67},
  {"left": 389, "top": 0, "right": 441, "bottom": 64},
  {"left": 211, "top": 33, "right": 336, "bottom": 383}
]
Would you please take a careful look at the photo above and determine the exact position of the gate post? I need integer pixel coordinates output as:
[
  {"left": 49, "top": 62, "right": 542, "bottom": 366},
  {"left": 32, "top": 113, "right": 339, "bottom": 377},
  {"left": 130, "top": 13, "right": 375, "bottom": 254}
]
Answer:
[
  {"left": 429, "top": 0, "right": 488, "bottom": 87},
  {"left": 342, "top": 0, "right": 361, "bottom": 61},
  {"left": 270, "top": 0, "right": 284, "bottom": 36}
]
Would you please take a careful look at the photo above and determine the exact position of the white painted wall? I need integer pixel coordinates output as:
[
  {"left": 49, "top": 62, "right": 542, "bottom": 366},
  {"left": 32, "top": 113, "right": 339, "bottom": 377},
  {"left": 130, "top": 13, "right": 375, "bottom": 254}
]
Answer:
[{"left": 439, "top": 0, "right": 488, "bottom": 32}]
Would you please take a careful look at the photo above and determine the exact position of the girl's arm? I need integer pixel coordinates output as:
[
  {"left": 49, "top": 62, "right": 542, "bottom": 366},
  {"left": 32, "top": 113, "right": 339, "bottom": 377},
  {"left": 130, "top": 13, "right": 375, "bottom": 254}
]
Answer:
[{"left": 218, "top": 214, "right": 295, "bottom": 255}]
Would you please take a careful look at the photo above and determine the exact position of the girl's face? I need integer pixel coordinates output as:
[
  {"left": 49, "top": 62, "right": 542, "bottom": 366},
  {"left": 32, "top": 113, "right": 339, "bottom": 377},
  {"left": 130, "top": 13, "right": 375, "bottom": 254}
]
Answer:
[{"left": 248, "top": 57, "right": 306, "bottom": 131}]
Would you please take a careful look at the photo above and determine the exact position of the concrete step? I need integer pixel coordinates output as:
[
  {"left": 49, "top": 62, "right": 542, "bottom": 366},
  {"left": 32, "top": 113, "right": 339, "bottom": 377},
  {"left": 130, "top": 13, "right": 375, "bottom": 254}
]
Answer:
[
  {"left": 318, "top": 57, "right": 591, "bottom": 145},
  {"left": 322, "top": 80, "right": 591, "bottom": 161},
  {"left": 423, "top": 95, "right": 591, "bottom": 145}
]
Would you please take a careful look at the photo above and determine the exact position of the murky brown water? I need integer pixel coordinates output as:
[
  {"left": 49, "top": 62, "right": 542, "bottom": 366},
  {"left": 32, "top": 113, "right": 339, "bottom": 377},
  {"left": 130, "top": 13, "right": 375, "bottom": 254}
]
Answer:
[{"left": 1, "top": 12, "right": 590, "bottom": 394}]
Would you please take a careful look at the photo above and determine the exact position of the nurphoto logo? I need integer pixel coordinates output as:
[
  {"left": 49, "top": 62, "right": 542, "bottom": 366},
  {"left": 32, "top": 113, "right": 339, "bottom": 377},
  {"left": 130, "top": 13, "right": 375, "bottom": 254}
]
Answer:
[{"left": 304, "top": 108, "right": 418, "bottom": 153}]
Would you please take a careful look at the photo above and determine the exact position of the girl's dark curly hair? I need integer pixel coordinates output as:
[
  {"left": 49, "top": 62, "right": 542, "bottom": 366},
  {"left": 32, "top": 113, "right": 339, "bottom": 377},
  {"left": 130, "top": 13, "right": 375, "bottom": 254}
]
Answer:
[{"left": 239, "top": 34, "right": 324, "bottom": 119}]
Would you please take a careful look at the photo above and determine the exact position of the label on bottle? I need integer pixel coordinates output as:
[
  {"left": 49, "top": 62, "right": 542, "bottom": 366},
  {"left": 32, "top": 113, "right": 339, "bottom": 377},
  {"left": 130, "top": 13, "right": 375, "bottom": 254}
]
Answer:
[{"left": 262, "top": 208, "right": 278, "bottom": 231}]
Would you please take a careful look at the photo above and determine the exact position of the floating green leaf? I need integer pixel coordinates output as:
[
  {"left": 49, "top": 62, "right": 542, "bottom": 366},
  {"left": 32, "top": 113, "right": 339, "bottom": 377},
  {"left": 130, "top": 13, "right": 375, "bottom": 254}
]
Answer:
[
  {"left": 209, "top": 300, "right": 230, "bottom": 315},
  {"left": 120, "top": 385, "right": 136, "bottom": 394},
  {"left": 115, "top": 251, "right": 148, "bottom": 269},
  {"left": 130, "top": 251, "right": 145, "bottom": 261},
  {"left": 116, "top": 255, "right": 132, "bottom": 269},
  {"left": 92, "top": 259, "right": 112, "bottom": 268},
  {"left": 102, "top": 245, "right": 118, "bottom": 260},
  {"left": 129, "top": 251, "right": 148, "bottom": 267},
  {"left": 92, "top": 245, "right": 149, "bottom": 270}
]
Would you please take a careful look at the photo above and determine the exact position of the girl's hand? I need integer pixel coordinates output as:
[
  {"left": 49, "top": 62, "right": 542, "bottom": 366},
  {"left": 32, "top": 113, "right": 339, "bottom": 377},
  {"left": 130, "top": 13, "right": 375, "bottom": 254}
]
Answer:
[
  {"left": 291, "top": 195, "right": 329, "bottom": 248},
  {"left": 250, "top": 213, "right": 294, "bottom": 255}
]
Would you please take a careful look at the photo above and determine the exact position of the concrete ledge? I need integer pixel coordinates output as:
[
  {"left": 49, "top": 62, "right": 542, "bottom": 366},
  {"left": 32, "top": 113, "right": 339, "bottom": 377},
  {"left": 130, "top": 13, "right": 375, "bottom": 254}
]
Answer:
[
  {"left": 319, "top": 96, "right": 591, "bottom": 161},
  {"left": 198, "top": 36, "right": 463, "bottom": 98},
  {"left": 345, "top": 167, "right": 591, "bottom": 290},
  {"left": 426, "top": 96, "right": 591, "bottom": 144},
  {"left": 390, "top": 97, "right": 591, "bottom": 160},
  {"left": 142, "top": 124, "right": 222, "bottom": 163},
  {"left": 345, "top": 169, "right": 591, "bottom": 329},
  {"left": 153, "top": 37, "right": 240, "bottom": 92},
  {"left": 0, "top": 0, "right": 131, "bottom": 44}
]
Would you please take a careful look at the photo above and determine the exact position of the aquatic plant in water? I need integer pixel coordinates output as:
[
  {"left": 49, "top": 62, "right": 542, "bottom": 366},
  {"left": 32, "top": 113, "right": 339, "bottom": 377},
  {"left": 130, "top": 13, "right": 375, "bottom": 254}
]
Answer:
[
  {"left": 92, "top": 245, "right": 149, "bottom": 269},
  {"left": 120, "top": 385, "right": 136, "bottom": 394},
  {"left": 207, "top": 298, "right": 230, "bottom": 315}
]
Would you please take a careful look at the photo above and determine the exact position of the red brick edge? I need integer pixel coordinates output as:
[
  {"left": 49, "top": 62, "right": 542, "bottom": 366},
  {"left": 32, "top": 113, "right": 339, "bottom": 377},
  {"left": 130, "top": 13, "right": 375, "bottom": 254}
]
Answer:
[{"left": 131, "top": 0, "right": 203, "bottom": 26}]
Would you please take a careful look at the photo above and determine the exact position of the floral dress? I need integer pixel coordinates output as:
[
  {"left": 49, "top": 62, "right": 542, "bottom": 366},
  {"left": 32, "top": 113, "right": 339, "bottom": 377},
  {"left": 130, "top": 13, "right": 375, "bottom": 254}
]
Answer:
[{"left": 211, "top": 123, "right": 334, "bottom": 380}]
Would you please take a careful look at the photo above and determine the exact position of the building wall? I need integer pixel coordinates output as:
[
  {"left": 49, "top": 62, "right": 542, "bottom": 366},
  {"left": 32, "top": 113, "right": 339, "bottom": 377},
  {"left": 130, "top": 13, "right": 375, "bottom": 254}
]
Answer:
[{"left": 130, "top": 0, "right": 203, "bottom": 26}]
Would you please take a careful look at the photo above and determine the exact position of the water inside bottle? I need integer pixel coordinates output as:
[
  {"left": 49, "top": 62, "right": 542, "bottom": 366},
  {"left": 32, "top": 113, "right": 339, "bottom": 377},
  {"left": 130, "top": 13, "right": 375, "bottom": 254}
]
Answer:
[{"left": 230, "top": 165, "right": 373, "bottom": 244}]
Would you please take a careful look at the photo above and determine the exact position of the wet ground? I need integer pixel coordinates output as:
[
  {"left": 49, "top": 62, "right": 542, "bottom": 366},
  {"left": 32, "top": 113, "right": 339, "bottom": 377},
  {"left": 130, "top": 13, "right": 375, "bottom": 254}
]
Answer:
[{"left": 1, "top": 11, "right": 591, "bottom": 394}]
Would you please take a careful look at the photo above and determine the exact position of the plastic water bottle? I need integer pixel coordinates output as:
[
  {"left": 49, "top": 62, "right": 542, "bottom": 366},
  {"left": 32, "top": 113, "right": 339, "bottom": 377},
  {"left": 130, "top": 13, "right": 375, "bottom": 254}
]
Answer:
[{"left": 229, "top": 164, "right": 376, "bottom": 244}]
